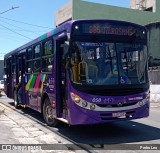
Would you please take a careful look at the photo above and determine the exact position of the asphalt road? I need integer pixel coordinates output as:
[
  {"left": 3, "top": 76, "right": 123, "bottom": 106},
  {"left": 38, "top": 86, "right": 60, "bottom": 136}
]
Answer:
[{"left": 0, "top": 95, "right": 160, "bottom": 153}]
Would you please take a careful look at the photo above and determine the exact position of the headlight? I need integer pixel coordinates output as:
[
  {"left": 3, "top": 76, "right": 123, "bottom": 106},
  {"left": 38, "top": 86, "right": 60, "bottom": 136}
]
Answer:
[
  {"left": 75, "top": 97, "right": 81, "bottom": 103},
  {"left": 71, "top": 93, "right": 81, "bottom": 103},
  {"left": 146, "top": 92, "right": 150, "bottom": 100},
  {"left": 71, "top": 92, "right": 96, "bottom": 110},
  {"left": 139, "top": 98, "right": 148, "bottom": 106},
  {"left": 139, "top": 101, "right": 144, "bottom": 106},
  {"left": 90, "top": 104, "right": 96, "bottom": 110},
  {"left": 82, "top": 101, "right": 88, "bottom": 107}
]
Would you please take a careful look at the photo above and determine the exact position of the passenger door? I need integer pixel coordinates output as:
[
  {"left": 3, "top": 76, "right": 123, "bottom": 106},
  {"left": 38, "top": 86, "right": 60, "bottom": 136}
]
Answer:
[
  {"left": 55, "top": 38, "right": 68, "bottom": 118},
  {"left": 17, "top": 52, "right": 26, "bottom": 104}
]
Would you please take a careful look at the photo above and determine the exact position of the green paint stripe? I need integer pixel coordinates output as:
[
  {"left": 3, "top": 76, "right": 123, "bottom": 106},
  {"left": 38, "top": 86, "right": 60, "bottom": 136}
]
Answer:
[
  {"left": 26, "top": 74, "right": 33, "bottom": 91},
  {"left": 30, "top": 75, "right": 37, "bottom": 89}
]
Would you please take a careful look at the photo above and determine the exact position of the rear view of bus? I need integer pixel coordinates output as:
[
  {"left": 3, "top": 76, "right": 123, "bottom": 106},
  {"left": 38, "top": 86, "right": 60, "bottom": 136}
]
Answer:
[{"left": 67, "top": 20, "right": 149, "bottom": 125}]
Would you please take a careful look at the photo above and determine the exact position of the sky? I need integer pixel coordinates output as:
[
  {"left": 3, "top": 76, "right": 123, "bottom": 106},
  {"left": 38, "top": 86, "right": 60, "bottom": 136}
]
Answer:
[{"left": 0, "top": 0, "right": 130, "bottom": 60}]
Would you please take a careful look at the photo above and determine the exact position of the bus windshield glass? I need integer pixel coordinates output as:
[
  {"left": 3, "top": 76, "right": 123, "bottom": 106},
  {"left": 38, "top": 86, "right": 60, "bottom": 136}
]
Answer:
[{"left": 70, "top": 41, "right": 148, "bottom": 85}]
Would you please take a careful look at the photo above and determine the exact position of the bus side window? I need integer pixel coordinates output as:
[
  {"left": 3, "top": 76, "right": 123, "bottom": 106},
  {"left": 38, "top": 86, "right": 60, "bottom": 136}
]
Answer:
[
  {"left": 33, "top": 60, "right": 41, "bottom": 73},
  {"left": 42, "top": 40, "right": 54, "bottom": 72},
  {"left": 34, "top": 45, "right": 41, "bottom": 59},
  {"left": 26, "top": 48, "right": 33, "bottom": 73},
  {"left": 27, "top": 48, "right": 33, "bottom": 59},
  {"left": 33, "top": 44, "right": 41, "bottom": 73}
]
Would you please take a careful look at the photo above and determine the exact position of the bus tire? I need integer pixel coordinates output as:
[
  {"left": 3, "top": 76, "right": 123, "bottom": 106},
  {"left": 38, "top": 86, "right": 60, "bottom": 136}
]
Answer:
[
  {"left": 14, "top": 90, "right": 19, "bottom": 109},
  {"left": 43, "top": 98, "right": 59, "bottom": 127}
]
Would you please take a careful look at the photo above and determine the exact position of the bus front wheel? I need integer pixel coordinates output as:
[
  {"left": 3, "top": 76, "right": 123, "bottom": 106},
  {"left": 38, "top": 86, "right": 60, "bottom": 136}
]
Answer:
[{"left": 43, "top": 98, "right": 59, "bottom": 127}]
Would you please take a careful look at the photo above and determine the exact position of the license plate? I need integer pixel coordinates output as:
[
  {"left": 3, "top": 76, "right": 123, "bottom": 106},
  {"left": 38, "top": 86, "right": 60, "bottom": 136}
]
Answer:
[{"left": 112, "top": 112, "right": 126, "bottom": 118}]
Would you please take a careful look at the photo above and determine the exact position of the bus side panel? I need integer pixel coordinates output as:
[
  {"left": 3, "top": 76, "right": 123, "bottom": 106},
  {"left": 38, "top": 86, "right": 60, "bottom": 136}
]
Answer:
[
  {"left": 42, "top": 73, "right": 57, "bottom": 114},
  {"left": 38, "top": 73, "right": 56, "bottom": 113},
  {"left": 25, "top": 73, "right": 56, "bottom": 113},
  {"left": 25, "top": 73, "right": 40, "bottom": 111}
]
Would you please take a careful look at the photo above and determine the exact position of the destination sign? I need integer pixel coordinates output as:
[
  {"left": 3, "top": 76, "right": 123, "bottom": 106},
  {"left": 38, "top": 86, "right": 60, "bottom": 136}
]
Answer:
[
  {"left": 72, "top": 21, "right": 147, "bottom": 41},
  {"left": 87, "top": 24, "right": 136, "bottom": 36}
]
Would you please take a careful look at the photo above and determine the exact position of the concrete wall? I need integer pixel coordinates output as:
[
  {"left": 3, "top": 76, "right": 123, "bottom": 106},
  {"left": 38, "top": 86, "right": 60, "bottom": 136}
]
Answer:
[
  {"left": 130, "top": 0, "right": 136, "bottom": 9},
  {"left": 147, "top": 23, "right": 160, "bottom": 61},
  {"left": 149, "top": 70, "right": 160, "bottom": 84}
]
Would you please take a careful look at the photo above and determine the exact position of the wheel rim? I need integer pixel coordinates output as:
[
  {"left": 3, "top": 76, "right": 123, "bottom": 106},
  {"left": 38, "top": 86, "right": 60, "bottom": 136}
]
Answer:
[{"left": 45, "top": 104, "right": 54, "bottom": 123}]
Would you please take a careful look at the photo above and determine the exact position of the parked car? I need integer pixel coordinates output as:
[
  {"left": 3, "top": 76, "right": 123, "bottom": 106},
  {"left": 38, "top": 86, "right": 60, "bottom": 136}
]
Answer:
[{"left": 0, "top": 80, "right": 4, "bottom": 91}]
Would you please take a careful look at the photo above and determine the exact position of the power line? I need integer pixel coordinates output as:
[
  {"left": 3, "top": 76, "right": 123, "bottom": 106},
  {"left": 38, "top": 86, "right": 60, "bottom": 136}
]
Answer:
[
  {"left": 0, "top": 6, "right": 19, "bottom": 15},
  {"left": 0, "top": 28, "right": 43, "bottom": 33},
  {"left": 0, "top": 20, "right": 42, "bottom": 35},
  {"left": 0, "top": 16, "right": 52, "bottom": 29},
  {"left": 0, "top": 23, "right": 32, "bottom": 40}
]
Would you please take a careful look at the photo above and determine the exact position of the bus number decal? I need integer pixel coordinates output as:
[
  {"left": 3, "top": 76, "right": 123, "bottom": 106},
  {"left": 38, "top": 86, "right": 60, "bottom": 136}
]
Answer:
[
  {"left": 48, "top": 78, "right": 55, "bottom": 89},
  {"left": 92, "top": 98, "right": 102, "bottom": 103}
]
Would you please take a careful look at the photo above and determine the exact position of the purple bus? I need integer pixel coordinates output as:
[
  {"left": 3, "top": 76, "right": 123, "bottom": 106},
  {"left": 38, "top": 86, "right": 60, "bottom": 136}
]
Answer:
[{"left": 4, "top": 19, "right": 150, "bottom": 126}]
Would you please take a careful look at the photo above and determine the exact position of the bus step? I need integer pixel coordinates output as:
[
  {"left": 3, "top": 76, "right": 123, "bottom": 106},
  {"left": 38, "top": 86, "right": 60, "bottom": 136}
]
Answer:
[{"left": 56, "top": 118, "right": 69, "bottom": 124}]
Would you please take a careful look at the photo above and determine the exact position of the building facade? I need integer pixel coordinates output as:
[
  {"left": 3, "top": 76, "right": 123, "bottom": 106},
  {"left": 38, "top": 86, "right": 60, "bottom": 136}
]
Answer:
[{"left": 55, "top": 0, "right": 160, "bottom": 26}]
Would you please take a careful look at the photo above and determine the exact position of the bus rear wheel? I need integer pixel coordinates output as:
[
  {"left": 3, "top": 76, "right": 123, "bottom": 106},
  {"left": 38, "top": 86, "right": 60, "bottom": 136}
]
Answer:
[{"left": 43, "top": 98, "right": 59, "bottom": 127}]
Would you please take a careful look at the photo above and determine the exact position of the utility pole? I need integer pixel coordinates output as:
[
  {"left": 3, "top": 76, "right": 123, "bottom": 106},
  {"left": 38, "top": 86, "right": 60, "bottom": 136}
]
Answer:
[{"left": 0, "top": 6, "right": 19, "bottom": 15}]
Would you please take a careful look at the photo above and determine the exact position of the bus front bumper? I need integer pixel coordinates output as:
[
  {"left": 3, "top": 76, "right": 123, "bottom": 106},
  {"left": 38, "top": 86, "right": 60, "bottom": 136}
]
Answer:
[{"left": 68, "top": 102, "right": 150, "bottom": 125}]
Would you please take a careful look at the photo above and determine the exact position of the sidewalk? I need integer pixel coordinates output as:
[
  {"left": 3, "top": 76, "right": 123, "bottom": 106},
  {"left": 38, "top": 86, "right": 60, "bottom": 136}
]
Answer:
[
  {"left": 0, "top": 91, "right": 6, "bottom": 115},
  {"left": 0, "top": 105, "right": 21, "bottom": 145}
]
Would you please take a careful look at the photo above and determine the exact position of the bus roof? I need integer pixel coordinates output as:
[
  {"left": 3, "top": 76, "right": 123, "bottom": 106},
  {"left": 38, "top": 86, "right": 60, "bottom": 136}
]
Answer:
[
  {"left": 4, "top": 19, "right": 146, "bottom": 59},
  {"left": 4, "top": 20, "right": 74, "bottom": 59}
]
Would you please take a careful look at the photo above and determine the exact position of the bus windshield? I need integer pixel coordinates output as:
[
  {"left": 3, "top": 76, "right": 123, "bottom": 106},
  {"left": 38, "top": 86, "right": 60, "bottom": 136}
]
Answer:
[{"left": 70, "top": 41, "right": 148, "bottom": 85}]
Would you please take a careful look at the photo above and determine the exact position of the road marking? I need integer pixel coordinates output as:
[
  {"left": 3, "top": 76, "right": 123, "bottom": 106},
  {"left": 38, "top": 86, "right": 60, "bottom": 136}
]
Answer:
[{"left": 0, "top": 102, "right": 15, "bottom": 111}]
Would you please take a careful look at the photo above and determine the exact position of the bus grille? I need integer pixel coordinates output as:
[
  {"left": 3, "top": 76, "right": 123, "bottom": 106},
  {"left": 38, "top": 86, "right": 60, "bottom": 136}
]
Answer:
[{"left": 87, "top": 88, "right": 146, "bottom": 96}]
